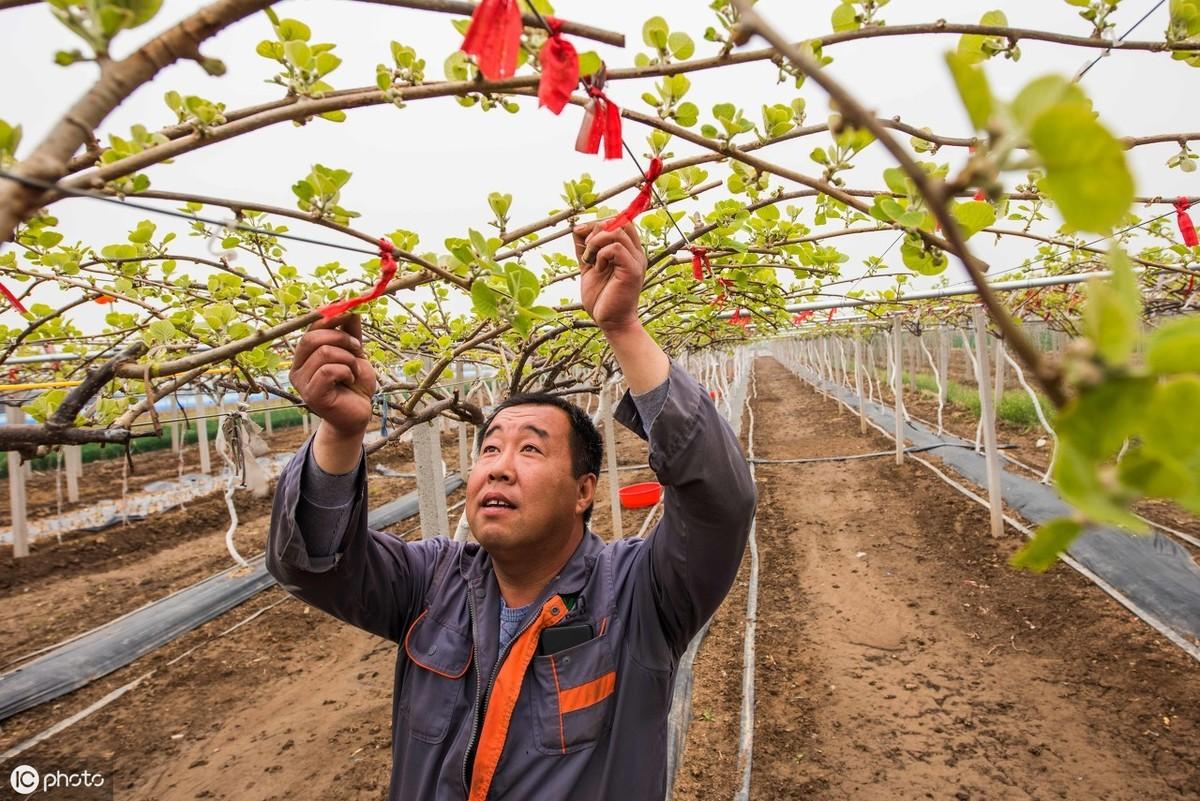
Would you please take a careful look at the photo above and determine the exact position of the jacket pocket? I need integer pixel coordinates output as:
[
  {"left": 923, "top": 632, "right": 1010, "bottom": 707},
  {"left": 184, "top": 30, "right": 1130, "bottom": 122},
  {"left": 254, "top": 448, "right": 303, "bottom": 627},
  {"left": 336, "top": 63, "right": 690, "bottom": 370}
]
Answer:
[
  {"left": 400, "top": 610, "right": 472, "bottom": 744},
  {"left": 529, "top": 619, "right": 618, "bottom": 755}
]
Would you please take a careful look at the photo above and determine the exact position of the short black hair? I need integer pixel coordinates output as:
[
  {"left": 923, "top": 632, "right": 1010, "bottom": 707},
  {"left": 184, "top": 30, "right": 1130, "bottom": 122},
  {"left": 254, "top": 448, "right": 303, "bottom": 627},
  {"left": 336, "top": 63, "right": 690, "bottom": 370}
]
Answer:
[{"left": 477, "top": 393, "right": 603, "bottom": 525}]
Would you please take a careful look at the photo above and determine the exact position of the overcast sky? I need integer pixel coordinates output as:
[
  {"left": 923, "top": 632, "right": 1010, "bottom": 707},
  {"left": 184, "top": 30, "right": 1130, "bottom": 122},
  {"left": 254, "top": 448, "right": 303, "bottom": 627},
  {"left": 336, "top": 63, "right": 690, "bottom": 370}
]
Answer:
[{"left": 0, "top": 0, "right": 1192, "bottom": 334}]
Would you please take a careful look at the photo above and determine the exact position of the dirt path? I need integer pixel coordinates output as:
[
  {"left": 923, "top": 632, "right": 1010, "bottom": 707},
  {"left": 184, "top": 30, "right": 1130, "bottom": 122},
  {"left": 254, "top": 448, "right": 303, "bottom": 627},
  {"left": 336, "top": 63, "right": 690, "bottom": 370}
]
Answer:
[{"left": 743, "top": 358, "right": 1199, "bottom": 800}]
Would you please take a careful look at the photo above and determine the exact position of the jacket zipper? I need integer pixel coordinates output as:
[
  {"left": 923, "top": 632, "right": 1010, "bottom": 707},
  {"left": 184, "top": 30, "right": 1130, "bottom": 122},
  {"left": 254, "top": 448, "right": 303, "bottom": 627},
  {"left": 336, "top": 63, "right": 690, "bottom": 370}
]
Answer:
[
  {"left": 460, "top": 587, "right": 557, "bottom": 797},
  {"left": 461, "top": 586, "right": 483, "bottom": 795}
]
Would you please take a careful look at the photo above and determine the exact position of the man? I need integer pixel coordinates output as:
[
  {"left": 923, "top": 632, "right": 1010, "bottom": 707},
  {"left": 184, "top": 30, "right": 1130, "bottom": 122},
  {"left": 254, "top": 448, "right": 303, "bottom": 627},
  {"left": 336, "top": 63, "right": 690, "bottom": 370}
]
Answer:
[{"left": 267, "top": 219, "right": 756, "bottom": 800}]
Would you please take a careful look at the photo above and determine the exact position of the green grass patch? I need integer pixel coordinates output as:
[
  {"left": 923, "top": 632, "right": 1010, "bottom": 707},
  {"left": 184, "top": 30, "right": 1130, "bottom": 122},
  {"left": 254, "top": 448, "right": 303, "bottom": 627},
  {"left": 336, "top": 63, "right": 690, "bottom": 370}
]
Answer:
[
  {"left": 0, "top": 406, "right": 305, "bottom": 479},
  {"left": 877, "top": 370, "right": 1047, "bottom": 429}
]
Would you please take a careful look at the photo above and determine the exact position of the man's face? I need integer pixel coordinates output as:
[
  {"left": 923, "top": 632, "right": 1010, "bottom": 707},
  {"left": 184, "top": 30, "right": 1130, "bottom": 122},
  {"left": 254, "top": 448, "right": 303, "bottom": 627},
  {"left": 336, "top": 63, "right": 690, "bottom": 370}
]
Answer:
[{"left": 466, "top": 404, "right": 595, "bottom": 556}]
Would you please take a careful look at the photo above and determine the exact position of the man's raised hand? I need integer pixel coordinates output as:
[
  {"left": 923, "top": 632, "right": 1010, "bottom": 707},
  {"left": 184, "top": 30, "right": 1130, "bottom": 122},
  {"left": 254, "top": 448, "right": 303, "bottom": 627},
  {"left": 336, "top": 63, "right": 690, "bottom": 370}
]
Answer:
[
  {"left": 573, "top": 219, "right": 648, "bottom": 333},
  {"left": 290, "top": 314, "right": 377, "bottom": 440}
]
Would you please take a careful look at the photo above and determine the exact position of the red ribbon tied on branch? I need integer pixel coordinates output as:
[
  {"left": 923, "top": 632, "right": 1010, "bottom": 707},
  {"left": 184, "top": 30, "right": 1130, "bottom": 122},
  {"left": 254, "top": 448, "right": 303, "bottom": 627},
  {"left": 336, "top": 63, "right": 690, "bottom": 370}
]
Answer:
[
  {"left": 460, "top": 0, "right": 523, "bottom": 81},
  {"left": 603, "top": 157, "right": 663, "bottom": 232},
  {"left": 689, "top": 246, "right": 711, "bottom": 281},
  {"left": 0, "top": 281, "right": 27, "bottom": 315},
  {"left": 317, "top": 238, "right": 398, "bottom": 320},
  {"left": 537, "top": 17, "right": 578, "bottom": 115},
  {"left": 576, "top": 84, "right": 623, "bottom": 161},
  {"left": 1175, "top": 197, "right": 1198, "bottom": 247},
  {"left": 730, "top": 308, "right": 750, "bottom": 328}
]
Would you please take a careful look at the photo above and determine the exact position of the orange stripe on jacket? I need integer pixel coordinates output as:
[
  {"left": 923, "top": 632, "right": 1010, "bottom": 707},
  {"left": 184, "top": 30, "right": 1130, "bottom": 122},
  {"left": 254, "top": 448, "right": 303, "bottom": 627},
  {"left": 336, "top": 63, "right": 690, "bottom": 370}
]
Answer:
[
  {"left": 549, "top": 655, "right": 566, "bottom": 754},
  {"left": 559, "top": 671, "right": 616, "bottom": 715},
  {"left": 468, "top": 595, "right": 568, "bottom": 801}
]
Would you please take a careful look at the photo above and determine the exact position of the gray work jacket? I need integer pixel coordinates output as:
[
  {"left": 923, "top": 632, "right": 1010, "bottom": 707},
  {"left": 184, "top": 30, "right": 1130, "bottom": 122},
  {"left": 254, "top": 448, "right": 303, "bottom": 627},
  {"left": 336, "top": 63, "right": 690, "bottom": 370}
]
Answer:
[{"left": 266, "top": 360, "right": 756, "bottom": 800}]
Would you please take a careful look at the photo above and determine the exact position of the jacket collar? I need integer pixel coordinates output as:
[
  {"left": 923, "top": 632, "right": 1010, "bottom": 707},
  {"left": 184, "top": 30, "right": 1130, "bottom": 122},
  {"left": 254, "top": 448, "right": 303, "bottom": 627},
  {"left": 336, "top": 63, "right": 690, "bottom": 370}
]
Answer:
[{"left": 459, "top": 527, "right": 605, "bottom": 598}]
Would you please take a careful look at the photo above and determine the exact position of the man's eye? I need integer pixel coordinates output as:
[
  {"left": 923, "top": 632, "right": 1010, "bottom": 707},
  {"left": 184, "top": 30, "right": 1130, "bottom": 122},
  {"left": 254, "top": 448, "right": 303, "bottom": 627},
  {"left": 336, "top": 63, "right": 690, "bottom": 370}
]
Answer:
[
  {"left": 522, "top": 444, "right": 540, "bottom": 453},
  {"left": 482, "top": 445, "right": 498, "bottom": 453}
]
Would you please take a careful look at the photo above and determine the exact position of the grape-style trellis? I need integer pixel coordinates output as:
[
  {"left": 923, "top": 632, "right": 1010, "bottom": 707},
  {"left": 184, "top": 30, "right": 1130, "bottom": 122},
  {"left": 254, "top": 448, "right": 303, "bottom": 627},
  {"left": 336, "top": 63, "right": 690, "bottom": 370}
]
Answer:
[{"left": 1, "top": 0, "right": 1200, "bottom": 566}]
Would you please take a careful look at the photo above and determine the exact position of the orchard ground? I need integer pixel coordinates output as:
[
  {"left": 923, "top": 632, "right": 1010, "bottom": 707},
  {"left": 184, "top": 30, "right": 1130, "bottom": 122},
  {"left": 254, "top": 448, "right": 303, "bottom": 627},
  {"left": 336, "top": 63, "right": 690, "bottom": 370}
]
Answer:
[{"left": 0, "top": 358, "right": 1197, "bottom": 800}]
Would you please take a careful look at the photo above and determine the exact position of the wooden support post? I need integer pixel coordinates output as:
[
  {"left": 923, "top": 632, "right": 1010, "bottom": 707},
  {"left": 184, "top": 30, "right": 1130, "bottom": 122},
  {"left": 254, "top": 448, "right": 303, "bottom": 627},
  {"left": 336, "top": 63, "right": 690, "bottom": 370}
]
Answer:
[
  {"left": 413, "top": 417, "right": 450, "bottom": 539},
  {"left": 7, "top": 405, "right": 29, "bottom": 558},
  {"left": 599, "top": 384, "right": 624, "bottom": 539},
  {"left": 301, "top": 409, "right": 310, "bottom": 435},
  {"left": 892, "top": 318, "right": 904, "bottom": 465},
  {"left": 195, "top": 393, "right": 211, "bottom": 475},
  {"left": 65, "top": 444, "right": 80, "bottom": 503},
  {"left": 937, "top": 329, "right": 950, "bottom": 408},
  {"left": 853, "top": 339, "right": 867, "bottom": 434},
  {"left": 973, "top": 308, "right": 1005, "bottom": 539}
]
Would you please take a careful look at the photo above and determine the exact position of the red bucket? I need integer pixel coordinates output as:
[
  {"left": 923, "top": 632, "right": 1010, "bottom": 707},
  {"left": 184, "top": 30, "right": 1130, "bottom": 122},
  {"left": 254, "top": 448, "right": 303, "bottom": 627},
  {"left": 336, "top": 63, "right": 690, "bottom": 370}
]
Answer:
[{"left": 619, "top": 481, "right": 663, "bottom": 509}]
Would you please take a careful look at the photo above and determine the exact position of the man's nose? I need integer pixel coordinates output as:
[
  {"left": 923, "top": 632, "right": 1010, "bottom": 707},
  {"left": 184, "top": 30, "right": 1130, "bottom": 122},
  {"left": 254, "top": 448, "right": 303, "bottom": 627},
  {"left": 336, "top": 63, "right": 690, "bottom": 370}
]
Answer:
[{"left": 487, "top": 446, "right": 515, "bottom": 482}]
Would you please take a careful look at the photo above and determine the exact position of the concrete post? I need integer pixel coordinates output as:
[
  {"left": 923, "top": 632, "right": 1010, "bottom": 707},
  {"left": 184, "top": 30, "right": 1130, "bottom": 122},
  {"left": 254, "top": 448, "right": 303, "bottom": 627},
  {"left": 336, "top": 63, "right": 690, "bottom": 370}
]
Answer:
[
  {"left": 195, "top": 393, "right": 211, "bottom": 475},
  {"left": 600, "top": 385, "right": 624, "bottom": 539},
  {"left": 937, "top": 329, "right": 950, "bottom": 408},
  {"left": 973, "top": 308, "right": 1005, "bottom": 539},
  {"left": 892, "top": 319, "right": 904, "bottom": 465},
  {"left": 413, "top": 418, "right": 450, "bottom": 539},
  {"left": 853, "top": 339, "right": 866, "bottom": 434},
  {"left": 7, "top": 405, "right": 28, "bottom": 558},
  {"left": 65, "top": 444, "right": 80, "bottom": 503}
]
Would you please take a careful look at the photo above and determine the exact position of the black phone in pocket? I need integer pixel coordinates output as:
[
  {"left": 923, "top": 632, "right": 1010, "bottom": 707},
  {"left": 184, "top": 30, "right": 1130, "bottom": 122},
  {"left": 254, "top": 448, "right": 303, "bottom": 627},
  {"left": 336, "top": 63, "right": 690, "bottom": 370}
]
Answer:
[{"left": 538, "top": 622, "right": 594, "bottom": 656}]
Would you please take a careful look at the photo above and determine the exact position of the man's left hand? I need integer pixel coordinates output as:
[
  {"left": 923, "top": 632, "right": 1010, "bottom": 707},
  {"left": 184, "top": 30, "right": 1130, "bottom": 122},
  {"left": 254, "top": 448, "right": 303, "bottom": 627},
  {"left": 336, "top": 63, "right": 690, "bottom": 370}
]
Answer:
[{"left": 573, "top": 220, "right": 647, "bottom": 333}]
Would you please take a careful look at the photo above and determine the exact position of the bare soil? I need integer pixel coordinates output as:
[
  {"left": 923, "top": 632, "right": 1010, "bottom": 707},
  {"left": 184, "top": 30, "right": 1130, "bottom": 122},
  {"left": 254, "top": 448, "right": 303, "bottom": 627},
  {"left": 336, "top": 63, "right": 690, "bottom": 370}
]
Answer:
[
  {"left": 679, "top": 359, "right": 1199, "bottom": 800},
  {"left": 4, "top": 367, "right": 1197, "bottom": 800}
]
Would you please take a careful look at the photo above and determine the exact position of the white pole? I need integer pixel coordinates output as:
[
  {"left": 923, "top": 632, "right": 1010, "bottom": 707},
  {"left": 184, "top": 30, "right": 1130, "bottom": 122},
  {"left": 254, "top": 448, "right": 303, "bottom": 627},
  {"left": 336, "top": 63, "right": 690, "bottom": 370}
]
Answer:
[
  {"left": 938, "top": 329, "right": 950, "bottom": 410},
  {"left": 600, "top": 384, "right": 624, "bottom": 539},
  {"left": 892, "top": 318, "right": 904, "bottom": 465},
  {"left": 853, "top": 339, "right": 866, "bottom": 434},
  {"left": 993, "top": 338, "right": 1006, "bottom": 412},
  {"left": 973, "top": 308, "right": 1005, "bottom": 539},
  {"left": 6, "top": 405, "right": 28, "bottom": 558},
  {"left": 195, "top": 393, "right": 211, "bottom": 475},
  {"left": 457, "top": 364, "right": 470, "bottom": 479},
  {"left": 263, "top": 400, "right": 273, "bottom": 436},
  {"left": 413, "top": 418, "right": 450, "bottom": 539},
  {"left": 65, "top": 444, "right": 80, "bottom": 503}
]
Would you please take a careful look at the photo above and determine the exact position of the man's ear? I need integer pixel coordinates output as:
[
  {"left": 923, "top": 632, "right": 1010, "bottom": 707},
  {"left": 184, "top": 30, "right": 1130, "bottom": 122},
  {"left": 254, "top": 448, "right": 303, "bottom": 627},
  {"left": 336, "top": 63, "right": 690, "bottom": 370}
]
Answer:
[{"left": 575, "top": 473, "right": 598, "bottom": 516}]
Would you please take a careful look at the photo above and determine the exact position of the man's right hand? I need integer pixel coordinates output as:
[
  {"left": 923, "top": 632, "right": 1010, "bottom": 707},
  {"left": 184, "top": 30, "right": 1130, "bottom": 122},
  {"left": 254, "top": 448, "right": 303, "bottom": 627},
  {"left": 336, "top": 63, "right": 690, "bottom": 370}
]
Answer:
[{"left": 290, "top": 314, "right": 377, "bottom": 473}]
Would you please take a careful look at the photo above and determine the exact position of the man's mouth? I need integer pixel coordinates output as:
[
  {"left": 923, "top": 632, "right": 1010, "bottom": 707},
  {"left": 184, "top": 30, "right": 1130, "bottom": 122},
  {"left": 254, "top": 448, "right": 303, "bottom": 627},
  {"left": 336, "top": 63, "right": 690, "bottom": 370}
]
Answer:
[{"left": 481, "top": 493, "right": 517, "bottom": 510}]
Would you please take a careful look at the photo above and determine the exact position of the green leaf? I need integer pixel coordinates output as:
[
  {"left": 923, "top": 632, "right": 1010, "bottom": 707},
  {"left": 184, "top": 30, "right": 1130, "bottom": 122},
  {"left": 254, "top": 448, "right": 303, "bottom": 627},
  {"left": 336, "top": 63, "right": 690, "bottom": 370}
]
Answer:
[
  {"left": 1117, "top": 447, "right": 1194, "bottom": 498},
  {"left": 578, "top": 51, "right": 601, "bottom": 76},
  {"left": 1011, "top": 518, "right": 1083, "bottom": 572},
  {"left": 1051, "top": 439, "right": 1147, "bottom": 531},
  {"left": 668, "top": 31, "right": 694, "bottom": 60},
  {"left": 831, "top": 2, "right": 859, "bottom": 32},
  {"left": 471, "top": 280, "right": 498, "bottom": 317},
  {"left": 1029, "top": 102, "right": 1133, "bottom": 233},
  {"left": 642, "top": 16, "right": 669, "bottom": 49},
  {"left": 944, "top": 51, "right": 994, "bottom": 130},
  {"left": 1145, "top": 315, "right": 1200, "bottom": 374},
  {"left": 275, "top": 17, "right": 311, "bottom": 42},
  {"left": 1142, "top": 377, "right": 1200, "bottom": 462},
  {"left": 950, "top": 200, "right": 996, "bottom": 238},
  {"left": 37, "top": 230, "right": 63, "bottom": 248},
  {"left": 1081, "top": 248, "right": 1141, "bottom": 366}
]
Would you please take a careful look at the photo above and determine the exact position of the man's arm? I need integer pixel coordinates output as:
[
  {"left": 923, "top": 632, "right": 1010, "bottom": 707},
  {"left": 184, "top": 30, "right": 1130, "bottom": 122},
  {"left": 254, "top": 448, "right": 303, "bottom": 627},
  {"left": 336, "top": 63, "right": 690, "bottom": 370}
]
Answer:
[
  {"left": 266, "top": 314, "right": 442, "bottom": 643},
  {"left": 574, "top": 221, "right": 757, "bottom": 659}
]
